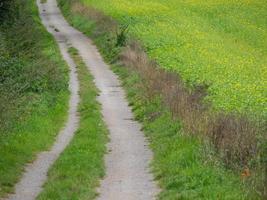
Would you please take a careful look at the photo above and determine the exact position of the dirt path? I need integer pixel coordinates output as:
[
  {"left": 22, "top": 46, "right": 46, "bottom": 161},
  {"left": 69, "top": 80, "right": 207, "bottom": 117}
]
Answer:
[
  {"left": 40, "top": 0, "right": 159, "bottom": 199},
  {"left": 6, "top": 0, "right": 159, "bottom": 199},
  {"left": 5, "top": 6, "right": 80, "bottom": 200}
]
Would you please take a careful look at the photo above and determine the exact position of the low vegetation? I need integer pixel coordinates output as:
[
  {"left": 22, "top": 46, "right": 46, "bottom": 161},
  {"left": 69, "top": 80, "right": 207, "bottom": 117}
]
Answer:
[
  {"left": 112, "top": 56, "right": 253, "bottom": 200},
  {"left": 80, "top": 0, "right": 267, "bottom": 118},
  {"left": 58, "top": 0, "right": 266, "bottom": 198},
  {"left": 37, "top": 48, "right": 108, "bottom": 200},
  {"left": 0, "top": 0, "right": 265, "bottom": 198},
  {"left": 0, "top": 0, "right": 69, "bottom": 197}
]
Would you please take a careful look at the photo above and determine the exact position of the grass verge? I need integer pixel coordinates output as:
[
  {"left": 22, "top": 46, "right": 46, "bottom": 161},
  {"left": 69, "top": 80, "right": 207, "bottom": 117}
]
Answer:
[
  {"left": 37, "top": 47, "right": 108, "bottom": 200},
  {"left": 57, "top": 0, "right": 265, "bottom": 198},
  {"left": 78, "top": 0, "right": 267, "bottom": 116},
  {"left": 0, "top": 0, "right": 69, "bottom": 197},
  {"left": 112, "top": 61, "right": 252, "bottom": 200}
]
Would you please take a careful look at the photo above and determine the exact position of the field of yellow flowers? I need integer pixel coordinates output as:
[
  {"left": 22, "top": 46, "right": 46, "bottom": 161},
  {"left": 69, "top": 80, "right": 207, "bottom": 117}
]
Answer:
[{"left": 82, "top": 0, "right": 266, "bottom": 117}]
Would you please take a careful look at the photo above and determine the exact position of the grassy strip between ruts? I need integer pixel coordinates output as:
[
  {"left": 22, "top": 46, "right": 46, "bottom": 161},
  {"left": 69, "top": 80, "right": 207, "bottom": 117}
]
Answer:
[
  {"left": 0, "top": 0, "right": 69, "bottom": 197},
  {"left": 37, "top": 47, "right": 108, "bottom": 200},
  {"left": 57, "top": 1, "right": 261, "bottom": 199}
]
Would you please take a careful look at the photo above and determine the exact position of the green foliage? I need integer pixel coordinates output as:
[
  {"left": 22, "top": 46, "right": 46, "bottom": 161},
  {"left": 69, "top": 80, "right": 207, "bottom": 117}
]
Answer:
[
  {"left": 80, "top": 0, "right": 266, "bottom": 117},
  {"left": 115, "top": 24, "right": 129, "bottom": 47},
  {"left": 0, "top": 0, "right": 69, "bottom": 197},
  {"left": 58, "top": 1, "right": 261, "bottom": 198},
  {"left": 0, "top": 0, "right": 68, "bottom": 133},
  {"left": 37, "top": 48, "right": 108, "bottom": 200},
  {"left": 0, "top": 0, "right": 17, "bottom": 23},
  {"left": 112, "top": 61, "right": 255, "bottom": 199}
]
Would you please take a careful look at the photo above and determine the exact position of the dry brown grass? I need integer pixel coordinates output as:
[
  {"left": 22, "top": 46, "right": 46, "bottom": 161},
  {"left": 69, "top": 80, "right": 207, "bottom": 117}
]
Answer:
[
  {"left": 119, "top": 41, "right": 264, "bottom": 168},
  {"left": 71, "top": 2, "right": 117, "bottom": 35},
  {"left": 68, "top": 1, "right": 266, "bottom": 197}
]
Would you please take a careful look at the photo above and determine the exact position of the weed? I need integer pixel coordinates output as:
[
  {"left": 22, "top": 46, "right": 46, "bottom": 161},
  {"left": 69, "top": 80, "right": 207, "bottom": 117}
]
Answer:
[
  {"left": 77, "top": 0, "right": 267, "bottom": 117},
  {"left": 37, "top": 48, "right": 108, "bottom": 200},
  {"left": 0, "top": 0, "right": 69, "bottom": 197},
  {"left": 116, "top": 24, "right": 129, "bottom": 47},
  {"left": 58, "top": 0, "right": 266, "bottom": 198}
]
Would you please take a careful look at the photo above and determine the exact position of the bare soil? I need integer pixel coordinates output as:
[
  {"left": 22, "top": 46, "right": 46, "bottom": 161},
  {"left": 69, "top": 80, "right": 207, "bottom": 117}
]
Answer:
[{"left": 5, "top": 0, "right": 159, "bottom": 199}]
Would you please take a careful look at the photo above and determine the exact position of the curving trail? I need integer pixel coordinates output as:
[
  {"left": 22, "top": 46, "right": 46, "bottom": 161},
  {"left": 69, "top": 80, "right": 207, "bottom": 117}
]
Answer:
[
  {"left": 5, "top": 3, "right": 80, "bottom": 200},
  {"left": 6, "top": 0, "right": 159, "bottom": 199}
]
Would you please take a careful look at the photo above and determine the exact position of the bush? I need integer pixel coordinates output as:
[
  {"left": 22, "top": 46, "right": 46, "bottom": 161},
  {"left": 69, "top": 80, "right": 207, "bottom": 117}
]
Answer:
[{"left": 0, "top": 0, "right": 68, "bottom": 133}]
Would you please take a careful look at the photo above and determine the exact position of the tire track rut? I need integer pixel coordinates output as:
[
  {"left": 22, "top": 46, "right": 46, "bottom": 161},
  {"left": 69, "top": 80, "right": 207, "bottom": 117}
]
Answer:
[{"left": 6, "top": 0, "right": 159, "bottom": 199}]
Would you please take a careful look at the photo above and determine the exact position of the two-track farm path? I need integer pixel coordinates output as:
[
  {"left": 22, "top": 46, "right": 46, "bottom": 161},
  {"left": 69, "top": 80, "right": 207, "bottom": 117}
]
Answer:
[
  {"left": 5, "top": 0, "right": 159, "bottom": 199},
  {"left": 4, "top": 1, "right": 81, "bottom": 200}
]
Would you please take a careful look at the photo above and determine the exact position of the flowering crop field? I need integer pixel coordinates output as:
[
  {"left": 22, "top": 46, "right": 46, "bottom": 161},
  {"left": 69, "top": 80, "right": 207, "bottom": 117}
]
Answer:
[{"left": 82, "top": 0, "right": 267, "bottom": 116}]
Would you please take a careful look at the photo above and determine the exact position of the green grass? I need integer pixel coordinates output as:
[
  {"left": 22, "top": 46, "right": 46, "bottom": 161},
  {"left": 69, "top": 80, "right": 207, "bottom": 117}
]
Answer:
[
  {"left": 0, "top": 95, "right": 68, "bottom": 196},
  {"left": 57, "top": 1, "right": 260, "bottom": 198},
  {"left": 0, "top": 0, "right": 69, "bottom": 197},
  {"left": 37, "top": 48, "right": 108, "bottom": 200},
  {"left": 112, "top": 64, "right": 254, "bottom": 200},
  {"left": 80, "top": 0, "right": 266, "bottom": 117}
]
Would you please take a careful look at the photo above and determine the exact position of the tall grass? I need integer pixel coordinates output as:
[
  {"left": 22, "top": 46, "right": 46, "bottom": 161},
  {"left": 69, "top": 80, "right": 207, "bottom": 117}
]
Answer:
[
  {"left": 79, "top": 0, "right": 267, "bottom": 117},
  {"left": 0, "top": 0, "right": 69, "bottom": 197},
  {"left": 58, "top": 0, "right": 266, "bottom": 197},
  {"left": 37, "top": 48, "right": 108, "bottom": 200}
]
